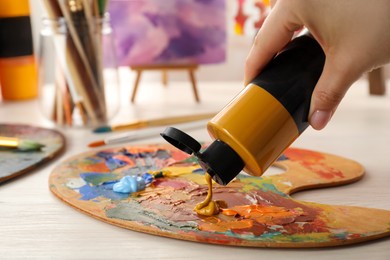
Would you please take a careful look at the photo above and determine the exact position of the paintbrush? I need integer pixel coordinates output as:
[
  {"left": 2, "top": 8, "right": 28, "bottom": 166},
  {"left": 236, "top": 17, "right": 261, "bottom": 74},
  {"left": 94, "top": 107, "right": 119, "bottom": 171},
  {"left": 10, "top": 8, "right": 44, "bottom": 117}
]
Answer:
[
  {"left": 93, "top": 112, "right": 216, "bottom": 133},
  {"left": 0, "top": 136, "right": 45, "bottom": 151},
  {"left": 88, "top": 120, "right": 207, "bottom": 148}
]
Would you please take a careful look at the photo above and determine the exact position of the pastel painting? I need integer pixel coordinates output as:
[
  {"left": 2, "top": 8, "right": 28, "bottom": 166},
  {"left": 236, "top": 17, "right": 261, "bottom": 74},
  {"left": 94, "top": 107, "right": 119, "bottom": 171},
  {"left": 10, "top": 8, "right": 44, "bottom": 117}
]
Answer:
[
  {"left": 108, "top": 0, "right": 227, "bottom": 66},
  {"left": 49, "top": 144, "right": 390, "bottom": 248}
]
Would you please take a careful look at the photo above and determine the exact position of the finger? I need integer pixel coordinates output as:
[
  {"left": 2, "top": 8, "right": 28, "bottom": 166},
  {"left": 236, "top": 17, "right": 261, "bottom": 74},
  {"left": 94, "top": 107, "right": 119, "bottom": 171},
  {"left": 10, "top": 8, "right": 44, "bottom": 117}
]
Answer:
[
  {"left": 309, "top": 57, "right": 362, "bottom": 130},
  {"left": 244, "top": 2, "right": 301, "bottom": 85}
]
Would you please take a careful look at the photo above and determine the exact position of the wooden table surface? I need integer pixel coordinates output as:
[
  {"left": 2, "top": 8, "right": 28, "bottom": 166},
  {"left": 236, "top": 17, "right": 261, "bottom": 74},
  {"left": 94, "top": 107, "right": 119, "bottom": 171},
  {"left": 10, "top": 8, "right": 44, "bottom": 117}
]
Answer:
[{"left": 0, "top": 77, "right": 389, "bottom": 259}]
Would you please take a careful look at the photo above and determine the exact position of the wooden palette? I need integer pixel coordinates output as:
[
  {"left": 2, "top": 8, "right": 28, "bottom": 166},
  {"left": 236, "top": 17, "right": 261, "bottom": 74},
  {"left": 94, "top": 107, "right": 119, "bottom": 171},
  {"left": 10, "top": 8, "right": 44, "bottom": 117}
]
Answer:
[
  {"left": 0, "top": 124, "right": 65, "bottom": 183},
  {"left": 49, "top": 144, "right": 390, "bottom": 248}
]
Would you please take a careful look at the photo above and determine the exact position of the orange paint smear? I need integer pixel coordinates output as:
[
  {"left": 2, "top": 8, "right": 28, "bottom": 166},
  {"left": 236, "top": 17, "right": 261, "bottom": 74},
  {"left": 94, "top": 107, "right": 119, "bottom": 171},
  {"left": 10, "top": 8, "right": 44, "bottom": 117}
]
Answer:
[
  {"left": 81, "top": 161, "right": 110, "bottom": 172},
  {"left": 199, "top": 217, "right": 253, "bottom": 232},
  {"left": 199, "top": 204, "right": 304, "bottom": 233}
]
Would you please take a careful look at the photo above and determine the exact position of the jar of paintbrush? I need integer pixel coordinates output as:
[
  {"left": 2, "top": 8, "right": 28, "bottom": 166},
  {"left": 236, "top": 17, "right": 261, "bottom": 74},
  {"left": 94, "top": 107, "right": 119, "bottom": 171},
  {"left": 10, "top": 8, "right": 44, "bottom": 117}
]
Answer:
[{"left": 38, "top": 0, "right": 119, "bottom": 128}]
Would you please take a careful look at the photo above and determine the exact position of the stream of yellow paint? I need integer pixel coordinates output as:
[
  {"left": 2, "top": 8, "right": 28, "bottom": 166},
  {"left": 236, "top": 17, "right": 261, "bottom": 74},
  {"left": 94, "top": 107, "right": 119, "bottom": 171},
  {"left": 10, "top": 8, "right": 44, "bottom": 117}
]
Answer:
[{"left": 194, "top": 173, "right": 222, "bottom": 216}]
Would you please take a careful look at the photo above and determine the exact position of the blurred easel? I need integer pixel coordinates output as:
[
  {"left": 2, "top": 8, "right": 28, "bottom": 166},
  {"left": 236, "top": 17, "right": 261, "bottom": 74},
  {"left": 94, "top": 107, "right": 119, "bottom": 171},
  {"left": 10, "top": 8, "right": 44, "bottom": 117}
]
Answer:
[
  {"left": 368, "top": 67, "right": 386, "bottom": 95},
  {"left": 130, "top": 64, "right": 200, "bottom": 103}
]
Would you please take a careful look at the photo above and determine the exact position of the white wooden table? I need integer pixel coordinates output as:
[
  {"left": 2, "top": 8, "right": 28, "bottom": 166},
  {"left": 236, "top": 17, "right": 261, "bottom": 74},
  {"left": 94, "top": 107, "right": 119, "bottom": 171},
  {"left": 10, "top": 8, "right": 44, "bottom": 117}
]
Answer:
[{"left": 0, "top": 78, "right": 389, "bottom": 259}]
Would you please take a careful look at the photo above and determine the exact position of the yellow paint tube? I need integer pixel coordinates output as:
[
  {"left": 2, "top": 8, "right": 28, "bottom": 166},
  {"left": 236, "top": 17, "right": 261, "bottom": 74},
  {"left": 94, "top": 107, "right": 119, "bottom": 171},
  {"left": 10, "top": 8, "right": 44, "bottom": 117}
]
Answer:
[{"left": 161, "top": 33, "right": 325, "bottom": 185}]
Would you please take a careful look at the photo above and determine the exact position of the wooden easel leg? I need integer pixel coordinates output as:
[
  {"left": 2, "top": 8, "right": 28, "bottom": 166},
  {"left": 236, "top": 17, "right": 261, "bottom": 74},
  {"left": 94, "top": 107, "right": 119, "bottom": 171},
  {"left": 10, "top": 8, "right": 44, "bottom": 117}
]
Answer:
[
  {"left": 189, "top": 69, "right": 200, "bottom": 103},
  {"left": 368, "top": 67, "right": 386, "bottom": 95},
  {"left": 131, "top": 70, "right": 142, "bottom": 103},
  {"left": 162, "top": 70, "right": 168, "bottom": 87}
]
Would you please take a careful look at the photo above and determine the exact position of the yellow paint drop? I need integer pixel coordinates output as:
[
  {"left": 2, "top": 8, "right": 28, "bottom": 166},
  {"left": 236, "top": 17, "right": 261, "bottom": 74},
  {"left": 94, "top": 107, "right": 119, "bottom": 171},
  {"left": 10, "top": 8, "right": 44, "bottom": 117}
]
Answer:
[{"left": 194, "top": 173, "right": 226, "bottom": 216}]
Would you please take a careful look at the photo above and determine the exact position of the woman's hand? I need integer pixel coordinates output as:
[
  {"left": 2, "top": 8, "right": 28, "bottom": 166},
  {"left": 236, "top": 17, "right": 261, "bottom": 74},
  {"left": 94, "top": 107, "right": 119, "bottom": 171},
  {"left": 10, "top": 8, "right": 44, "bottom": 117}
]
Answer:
[{"left": 244, "top": 0, "right": 390, "bottom": 130}]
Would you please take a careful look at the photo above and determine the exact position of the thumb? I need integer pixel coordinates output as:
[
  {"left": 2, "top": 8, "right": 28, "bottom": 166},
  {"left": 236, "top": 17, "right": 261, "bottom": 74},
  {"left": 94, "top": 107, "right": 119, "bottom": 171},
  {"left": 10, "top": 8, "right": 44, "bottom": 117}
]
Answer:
[{"left": 309, "top": 58, "right": 361, "bottom": 130}]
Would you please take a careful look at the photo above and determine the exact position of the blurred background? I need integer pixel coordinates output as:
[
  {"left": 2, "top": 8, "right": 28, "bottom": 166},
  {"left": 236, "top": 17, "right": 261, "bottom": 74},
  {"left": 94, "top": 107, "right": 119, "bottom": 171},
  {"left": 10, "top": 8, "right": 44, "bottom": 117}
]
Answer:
[{"left": 28, "top": 0, "right": 389, "bottom": 84}]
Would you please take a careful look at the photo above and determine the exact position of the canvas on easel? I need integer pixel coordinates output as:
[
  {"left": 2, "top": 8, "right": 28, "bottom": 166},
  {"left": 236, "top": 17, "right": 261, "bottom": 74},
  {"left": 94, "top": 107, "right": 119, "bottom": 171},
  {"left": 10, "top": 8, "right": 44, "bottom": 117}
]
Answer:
[{"left": 108, "top": 0, "right": 227, "bottom": 102}]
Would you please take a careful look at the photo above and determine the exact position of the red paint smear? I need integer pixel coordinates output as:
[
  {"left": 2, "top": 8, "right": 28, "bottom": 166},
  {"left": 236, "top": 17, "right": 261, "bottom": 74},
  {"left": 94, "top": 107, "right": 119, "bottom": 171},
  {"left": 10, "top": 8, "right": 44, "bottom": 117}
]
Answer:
[
  {"left": 196, "top": 187, "right": 332, "bottom": 235},
  {"left": 232, "top": 222, "right": 267, "bottom": 236},
  {"left": 284, "top": 148, "right": 345, "bottom": 179},
  {"left": 154, "top": 179, "right": 191, "bottom": 190},
  {"left": 307, "top": 165, "right": 345, "bottom": 179},
  {"left": 283, "top": 219, "right": 329, "bottom": 235},
  {"left": 170, "top": 149, "right": 191, "bottom": 161},
  {"left": 199, "top": 202, "right": 330, "bottom": 235},
  {"left": 234, "top": 0, "right": 248, "bottom": 33},
  {"left": 347, "top": 233, "right": 362, "bottom": 239},
  {"left": 284, "top": 148, "right": 324, "bottom": 163},
  {"left": 213, "top": 190, "right": 254, "bottom": 207}
]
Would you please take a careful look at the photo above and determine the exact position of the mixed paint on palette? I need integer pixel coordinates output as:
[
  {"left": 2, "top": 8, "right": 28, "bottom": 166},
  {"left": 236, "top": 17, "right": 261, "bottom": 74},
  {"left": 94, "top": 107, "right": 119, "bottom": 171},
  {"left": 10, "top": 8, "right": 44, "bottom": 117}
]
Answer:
[
  {"left": 108, "top": 0, "right": 226, "bottom": 66},
  {"left": 49, "top": 144, "right": 390, "bottom": 247},
  {"left": 0, "top": 124, "right": 65, "bottom": 183}
]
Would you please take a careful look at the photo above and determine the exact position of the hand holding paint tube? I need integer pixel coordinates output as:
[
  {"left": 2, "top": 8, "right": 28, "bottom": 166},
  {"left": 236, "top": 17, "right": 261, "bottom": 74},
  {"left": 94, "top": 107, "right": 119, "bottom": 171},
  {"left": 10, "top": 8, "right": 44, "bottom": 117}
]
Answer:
[
  {"left": 162, "top": 32, "right": 325, "bottom": 186},
  {"left": 245, "top": 0, "right": 390, "bottom": 130}
]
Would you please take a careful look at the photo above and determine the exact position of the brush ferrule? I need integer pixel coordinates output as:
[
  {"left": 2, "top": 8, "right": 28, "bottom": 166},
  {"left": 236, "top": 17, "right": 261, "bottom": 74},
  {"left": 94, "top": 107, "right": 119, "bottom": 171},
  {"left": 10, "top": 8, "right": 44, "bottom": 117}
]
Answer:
[{"left": 0, "top": 136, "right": 19, "bottom": 148}]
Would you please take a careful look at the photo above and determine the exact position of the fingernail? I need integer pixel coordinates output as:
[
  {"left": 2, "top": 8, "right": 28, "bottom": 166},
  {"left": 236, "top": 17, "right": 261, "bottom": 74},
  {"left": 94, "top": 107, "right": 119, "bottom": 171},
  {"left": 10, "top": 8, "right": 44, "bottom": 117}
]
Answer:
[{"left": 310, "top": 110, "right": 333, "bottom": 130}]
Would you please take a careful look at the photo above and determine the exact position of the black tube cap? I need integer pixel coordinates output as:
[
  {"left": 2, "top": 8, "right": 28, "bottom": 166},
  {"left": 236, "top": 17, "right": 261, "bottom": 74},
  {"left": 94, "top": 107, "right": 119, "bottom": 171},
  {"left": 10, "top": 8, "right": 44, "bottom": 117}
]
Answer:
[{"left": 160, "top": 127, "right": 244, "bottom": 185}]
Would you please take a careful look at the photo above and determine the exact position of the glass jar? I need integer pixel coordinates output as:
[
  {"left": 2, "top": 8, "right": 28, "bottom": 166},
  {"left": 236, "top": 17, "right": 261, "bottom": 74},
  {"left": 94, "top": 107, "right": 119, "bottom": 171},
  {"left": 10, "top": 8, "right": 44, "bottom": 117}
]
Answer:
[{"left": 37, "top": 14, "right": 120, "bottom": 127}]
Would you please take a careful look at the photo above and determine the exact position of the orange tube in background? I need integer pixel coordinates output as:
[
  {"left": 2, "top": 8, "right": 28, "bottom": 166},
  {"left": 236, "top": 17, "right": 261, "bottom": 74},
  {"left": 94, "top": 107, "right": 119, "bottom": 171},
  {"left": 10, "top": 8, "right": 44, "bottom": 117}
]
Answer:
[{"left": 0, "top": 0, "right": 38, "bottom": 100}]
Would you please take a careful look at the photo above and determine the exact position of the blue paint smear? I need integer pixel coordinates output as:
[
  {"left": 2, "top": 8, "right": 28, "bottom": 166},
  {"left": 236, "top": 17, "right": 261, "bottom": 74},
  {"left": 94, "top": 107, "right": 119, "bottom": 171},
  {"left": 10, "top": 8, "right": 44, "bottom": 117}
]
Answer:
[
  {"left": 80, "top": 172, "right": 118, "bottom": 186},
  {"left": 192, "top": 168, "right": 205, "bottom": 174},
  {"left": 331, "top": 232, "right": 349, "bottom": 240},
  {"left": 221, "top": 230, "right": 283, "bottom": 241},
  {"left": 259, "top": 231, "right": 283, "bottom": 240},
  {"left": 78, "top": 183, "right": 128, "bottom": 201},
  {"left": 113, "top": 175, "right": 146, "bottom": 193},
  {"left": 237, "top": 175, "right": 288, "bottom": 197},
  {"left": 179, "top": 155, "right": 199, "bottom": 164},
  {"left": 258, "top": 182, "right": 288, "bottom": 197},
  {"left": 102, "top": 180, "right": 119, "bottom": 186},
  {"left": 122, "top": 150, "right": 136, "bottom": 157},
  {"left": 96, "top": 151, "right": 116, "bottom": 159},
  {"left": 105, "top": 157, "right": 128, "bottom": 171},
  {"left": 277, "top": 154, "right": 289, "bottom": 161},
  {"left": 142, "top": 173, "right": 154, "bottom": 185}
]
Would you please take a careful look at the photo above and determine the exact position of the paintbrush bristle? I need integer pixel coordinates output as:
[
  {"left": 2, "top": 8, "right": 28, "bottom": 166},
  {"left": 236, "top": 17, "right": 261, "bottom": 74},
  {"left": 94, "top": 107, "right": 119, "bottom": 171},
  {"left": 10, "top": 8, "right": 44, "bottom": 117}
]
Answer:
[
  {"left": 88, "top": 140, "right": 106, "bottom": 148},
  {"left": 93, "top": 126, "right": 112, "bottom": 133},
  {"left": 18, "top": 140, "right": 45, "bottom": 151}
]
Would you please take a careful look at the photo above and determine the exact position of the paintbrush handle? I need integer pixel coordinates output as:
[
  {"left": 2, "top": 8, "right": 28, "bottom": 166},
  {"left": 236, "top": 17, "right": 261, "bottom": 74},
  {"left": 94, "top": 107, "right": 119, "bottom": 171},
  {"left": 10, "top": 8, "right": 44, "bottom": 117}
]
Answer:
[
  {"left": 105, "top": 120, "right": 208, "bottom": 145},
  {"left": 112, "top": 121, "right": 149, "bottom": 131},
  {"left": 105, "top": 131, "right": 156, "bottom": 145},
  {"left": 112, "top": 113, "right": 216, "bottom": 131}
]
